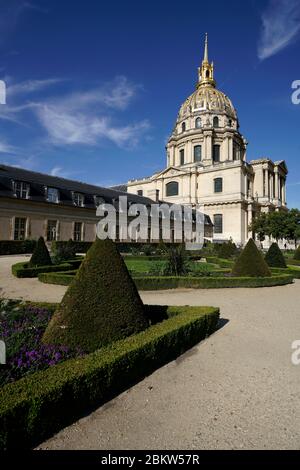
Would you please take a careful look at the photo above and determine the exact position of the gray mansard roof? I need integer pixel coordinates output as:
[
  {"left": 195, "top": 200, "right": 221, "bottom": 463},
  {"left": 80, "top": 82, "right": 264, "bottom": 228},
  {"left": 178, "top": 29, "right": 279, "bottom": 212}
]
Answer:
[{"left": 0, "top": 163, "right": 212, "bottom": 226}]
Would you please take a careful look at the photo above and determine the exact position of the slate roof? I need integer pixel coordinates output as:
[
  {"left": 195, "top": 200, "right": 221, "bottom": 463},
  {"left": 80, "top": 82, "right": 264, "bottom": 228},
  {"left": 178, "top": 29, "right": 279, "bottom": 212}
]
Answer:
[{"left": 0, "top": 163, "right": 212, "bottom": 225}]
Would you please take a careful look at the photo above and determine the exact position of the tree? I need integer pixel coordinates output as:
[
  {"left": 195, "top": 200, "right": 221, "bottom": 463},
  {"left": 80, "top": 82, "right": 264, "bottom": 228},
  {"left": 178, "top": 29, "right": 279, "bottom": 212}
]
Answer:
[
  {"left": 231, "top": 238, "right": 271, "bottom": 277},
  {"left": 283, "top": 209, "right": 300, "bottom": 248},
  {"left": 42, "top": 238, "right": 149, "bottom": 352},
  {"left": 249, "top": 212, "right": 268, "bottom": 242},
  {"left": 29, "top": 237, "right": 52, "bottom": 267},
  {"left": 265, "top": 243, "right": 287, "bottom": 268}
]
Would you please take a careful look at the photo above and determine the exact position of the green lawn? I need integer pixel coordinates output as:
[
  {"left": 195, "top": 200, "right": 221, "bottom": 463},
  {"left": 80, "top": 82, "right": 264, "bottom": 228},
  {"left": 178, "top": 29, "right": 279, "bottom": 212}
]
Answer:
[{"left": 124, "top": 258, "right": 220, "bottom": 275}]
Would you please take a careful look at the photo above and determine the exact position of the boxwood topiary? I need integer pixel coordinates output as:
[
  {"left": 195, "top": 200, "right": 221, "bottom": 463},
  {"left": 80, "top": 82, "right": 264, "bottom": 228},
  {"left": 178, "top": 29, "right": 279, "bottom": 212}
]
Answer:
[
  {"left": 42, "top": 237, "right": 149, "bottom": 352},
  {"left": 294, "top": 245, "right": 300, "bottom": 261},
  {"left": 231, "top": 238, "right": 271, "bottom": 277},
  {"left": 265, "top": 243, "right": 287, "bottom": 268},
  {"left": 29, "top": 237, "right": 52, "bottom": 267}
]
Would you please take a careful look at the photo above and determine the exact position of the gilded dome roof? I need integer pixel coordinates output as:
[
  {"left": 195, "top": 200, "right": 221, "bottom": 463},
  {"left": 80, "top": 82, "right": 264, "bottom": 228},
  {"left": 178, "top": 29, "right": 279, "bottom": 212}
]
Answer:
[
  {"left": 178, "top": 85, "right": 237, "bottom": 120},
  {"left": 177, "top": 34, "right": 237, "bottom": 122}
]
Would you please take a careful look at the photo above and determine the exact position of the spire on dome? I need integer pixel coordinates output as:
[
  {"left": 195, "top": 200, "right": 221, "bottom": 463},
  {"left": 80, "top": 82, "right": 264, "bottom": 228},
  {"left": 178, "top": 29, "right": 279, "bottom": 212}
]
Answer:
[
  {"left": 197, "top": 33, "right": 216, "bottom": 88},
  {"left": 203, "top": 32, "right": 208, "bottom": 63}
]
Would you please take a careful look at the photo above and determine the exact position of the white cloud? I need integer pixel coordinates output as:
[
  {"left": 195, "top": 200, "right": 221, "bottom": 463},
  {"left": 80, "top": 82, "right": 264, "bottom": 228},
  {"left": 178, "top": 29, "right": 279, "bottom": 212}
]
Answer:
[
  {"left": 258, "top": 0, "right": 300, "bottom": 60},
  {"left": 0, "top": 75, "right": 149, "bottom": 149},
  {"left": 36, "top": 103, "right": 150, "bottom": 148},
  {"left": 7, "top": 78, "right": 63, "bottom": 97},
  {"left": 0, "top": 141, "right": 16, "bottom": 154}
]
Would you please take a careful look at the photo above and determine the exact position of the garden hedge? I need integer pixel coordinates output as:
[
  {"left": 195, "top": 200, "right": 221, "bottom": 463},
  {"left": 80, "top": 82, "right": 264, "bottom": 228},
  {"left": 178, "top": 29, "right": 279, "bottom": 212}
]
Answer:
[
  {"left": 51, "top": 240, "right": 93, "bottom": 254},
  {"left": 38, "top": 271, "right": 294, "bottom": 289},
  {"left": 0, "top": 305, "right": 219, "bottom": 450},
  {"left": 12, "top": 259, "right": 82, "bottom": 278},
  {"left": 232, "top": 238, "right": 271, "bottom": 277},
  {"left": 42, "top": 238, "right": 149, "bottom": 353},
  {"left": 265, "top": 243, "right": 287, "bottom": 268},
  {"left": 29, "top": 237, "right": 52, "bottom": 267},
  {"left": 205, "top": 257, "right": 234, "bottom": 268},
  {"left": 270, "top": 267, "right": 300, "bottom": 279},
  {"left": 0, "top": 240, "right": 36, "bottom": 256},
  {"left": 287, "top": 259, "right": 300, "bottom": 266}
]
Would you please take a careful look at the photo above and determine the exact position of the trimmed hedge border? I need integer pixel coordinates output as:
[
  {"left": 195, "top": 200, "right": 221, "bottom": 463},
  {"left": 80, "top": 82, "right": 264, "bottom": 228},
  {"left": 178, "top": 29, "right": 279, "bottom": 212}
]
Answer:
[
  {"left": 0, "top": 305, "right": 219, "bottom": 450},
  {"left": 0, "top": 240, "right": 36, "bottom": 256},
  {"left": 287, "top": 259, "right": 300, "bottom": 266},
  {"left": 12, "top": 259, "right": 82, "bottom": 278},
  {"left": 270, "top": 267, "right": 300, "bottom": 279},
  {"left": 38, "top": 271, "right": 294, "bottom": 289}
]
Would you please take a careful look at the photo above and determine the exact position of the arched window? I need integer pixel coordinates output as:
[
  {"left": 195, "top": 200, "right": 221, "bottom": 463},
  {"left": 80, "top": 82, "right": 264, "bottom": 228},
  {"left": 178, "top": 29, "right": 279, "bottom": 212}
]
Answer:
[
  {"left": 213, "top": 116, "right": 219, "bottom": 128},
  {"left": 214, "top": 178, "right": 223, "bottom": 193},
  {"left": 194, "top": 145, "right": 202, "bottom": 162},
  {"left": 166, "top": 181, "right": 179, "bottom": 197},
  {"left": 228, "top": 119, "right": 232, "bottom": 127},
  {"left": 181, "top": 122, "right": 186, "bottom": 133},
  {"left": 180, "top": 149, "right": 185, "bottom": 165},
  {"left": 206, "top": 70, "right": 210, "bottom": 78},
  {"left": 195, "top": 117, "right": 201, "bottom": 129}
]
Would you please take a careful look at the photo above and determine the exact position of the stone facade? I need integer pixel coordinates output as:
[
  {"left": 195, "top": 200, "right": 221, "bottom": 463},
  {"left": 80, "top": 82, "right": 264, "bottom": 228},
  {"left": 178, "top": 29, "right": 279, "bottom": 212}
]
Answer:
[{"left": 127, "top": 35, "right": 288, "bottom": 246}]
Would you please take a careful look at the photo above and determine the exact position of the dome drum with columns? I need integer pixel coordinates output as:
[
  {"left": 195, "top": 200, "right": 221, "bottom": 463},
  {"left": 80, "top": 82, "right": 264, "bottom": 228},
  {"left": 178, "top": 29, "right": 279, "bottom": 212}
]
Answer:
[{"left": 126, "top": 35, "right": 288, "bottom": 246}]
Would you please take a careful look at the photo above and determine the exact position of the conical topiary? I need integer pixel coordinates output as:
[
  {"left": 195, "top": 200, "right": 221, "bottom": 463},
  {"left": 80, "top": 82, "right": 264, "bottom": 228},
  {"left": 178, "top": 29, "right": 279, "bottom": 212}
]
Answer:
[
  {"left": 42, "top": 237, "right": 149, "bottom": 352},
  {"left": 231, "top": 238, "right": 271, "bottom": 277},
  {"left": 29, "top": 236, "right": 52, "bottom": 267},
  {"left": 294, "top": 245, "right": 300, "bottom": 260},
  {"left": 265, "top": 243, "right": 287, "bottom": 268}
]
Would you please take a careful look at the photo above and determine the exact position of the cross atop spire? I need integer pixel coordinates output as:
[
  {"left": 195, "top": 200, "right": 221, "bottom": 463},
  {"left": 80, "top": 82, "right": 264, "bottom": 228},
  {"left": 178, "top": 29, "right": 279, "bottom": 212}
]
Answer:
[{"left": 197, "top": 33, "right": 216, "bottom": 88}]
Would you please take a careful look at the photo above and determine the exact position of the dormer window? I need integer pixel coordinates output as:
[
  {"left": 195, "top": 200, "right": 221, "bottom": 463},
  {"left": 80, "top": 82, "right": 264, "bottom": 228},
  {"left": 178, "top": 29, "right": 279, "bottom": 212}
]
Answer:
[
  {"left": 73, "top": 192, "right": 84, "bottom": 207},
  {"left": 47, "top": 187, "right": 59, "bottom": 203},
  {"left": 94, "top": 195, "right": 105, "bottom": 207},
  {"left": 14, "top": 181, "right": 30, "bottom": 199}
]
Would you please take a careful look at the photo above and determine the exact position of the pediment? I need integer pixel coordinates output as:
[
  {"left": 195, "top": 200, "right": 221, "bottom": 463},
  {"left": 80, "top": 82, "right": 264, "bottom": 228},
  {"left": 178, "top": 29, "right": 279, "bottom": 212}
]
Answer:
[{"left": 154, "top": 166, "right": 190, "bottom": 179}]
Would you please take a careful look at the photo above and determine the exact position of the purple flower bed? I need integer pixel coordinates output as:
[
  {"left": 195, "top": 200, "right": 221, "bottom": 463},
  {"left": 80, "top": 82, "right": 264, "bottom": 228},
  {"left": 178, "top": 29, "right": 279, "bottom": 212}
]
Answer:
[{"left": 0, "top": 300, "right": 84, "bottom": 386}]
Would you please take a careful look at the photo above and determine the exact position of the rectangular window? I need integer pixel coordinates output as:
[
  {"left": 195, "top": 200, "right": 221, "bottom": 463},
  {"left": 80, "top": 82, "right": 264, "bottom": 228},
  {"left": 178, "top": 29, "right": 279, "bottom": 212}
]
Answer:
[
  {"left": 14, "top": 181, "right": 29, "bottom": 199},
  {"left": 73, "top": 192, "right": 84, "bottom": 207},
  {"left": 73, "top": 222, "right": 83, "bottom": 241},
  {"left": 14, "top": 217, "right": 27, "bottom": 240},
  {"left": 156, "top": 189, "right": 160, "bottom": 201},
  {"left": 180, "top": 149, "right": 185, "bottom": 165},
  {"left": 213, "top": 145, "right": 220, "bottom": 163},
  {"left": 47, "top": 220, "right": 58, "bottom": 242},
  {"left": 214, "top": 178, "right": 223, "bottom": 193},
  {"left": 194, "top": 145, "right": 202, "bottom": 162},
  {"left": 213, "top": 214, "right": 223, "bottom": 234},
  {"left": 137, "top": 190, "right": 143, "bottom": 196},
  {"left": 47, "top": 187, "right": 59, "bottom": 203}
]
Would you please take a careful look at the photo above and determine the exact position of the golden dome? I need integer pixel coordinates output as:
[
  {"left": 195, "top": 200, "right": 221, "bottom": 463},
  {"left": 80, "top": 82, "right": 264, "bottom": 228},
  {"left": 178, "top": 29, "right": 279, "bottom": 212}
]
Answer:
[
  {"left": 177, "top": 34, "right": 237, "bottom": 121},
  {"left": 178, "top": 86, "right": 237, "bottom": 120}
]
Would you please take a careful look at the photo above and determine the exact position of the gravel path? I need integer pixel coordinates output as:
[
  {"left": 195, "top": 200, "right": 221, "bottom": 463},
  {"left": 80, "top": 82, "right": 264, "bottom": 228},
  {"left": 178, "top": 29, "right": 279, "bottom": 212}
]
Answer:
[{"left": 1, "top": 256, "right": 300, "bottom": 449}]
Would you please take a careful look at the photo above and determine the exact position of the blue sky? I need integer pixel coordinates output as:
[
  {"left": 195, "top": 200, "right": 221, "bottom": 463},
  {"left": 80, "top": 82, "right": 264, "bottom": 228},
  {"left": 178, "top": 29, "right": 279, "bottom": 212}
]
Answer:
[{"left": 0, "top": 0, "right": 299, "bottom": 207}]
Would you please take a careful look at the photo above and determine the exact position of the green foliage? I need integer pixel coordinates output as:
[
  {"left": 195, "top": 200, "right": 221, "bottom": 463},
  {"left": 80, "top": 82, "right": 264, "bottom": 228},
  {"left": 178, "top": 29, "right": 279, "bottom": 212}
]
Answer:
[
  {"left": 29, "top": 237, "right": 52, "bottom": 267},
  {"left": 12, "top": 261, "right": 80, "bottom": 278},
  {"left": 287, "top": 258, "right": 300, "bottom": 266},
  {"left": 42, "top": 238, "right": 149, "bottom": 352},
  {"left": 161, "top": 244, "right": 189, "bottom": 276},
  {"left": 265, "top": 243, "right": 287, "bottom": 268},
  {"left": 51, "top": 240, "right": 92, "bottom": 254},
  {"left": 0, "top": 240, "right": 36, "bottom": 255},
  {"left": 52, "top": 239, "right": 77, "bottom": 263},
  {"left": 294, "top": 245, "right": 300, "bottom": 261},
  {"left": 134, "top": 274, "right": 292, "bottom": 290},
  {"left": 0, "top": 305, "right": 219, "bottom": 450},
  {"left": 231, "top": 238, "right": 271, "bottom": 277},
  {"left": 213, "top": 240, "right": 238, "bottom": 259},
  {"left": 38, "top": 270, "right": 293, "bottom": 289},
  {"left": 250, "top": 208, "right": 300, "bottom": 246}
]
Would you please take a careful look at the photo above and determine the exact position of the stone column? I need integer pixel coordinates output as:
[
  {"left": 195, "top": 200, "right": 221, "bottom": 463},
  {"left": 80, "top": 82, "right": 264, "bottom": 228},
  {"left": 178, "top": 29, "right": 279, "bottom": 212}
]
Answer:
[
  {"left": 274, "top": 169, "right": 279, "bottom": 199},
  {"left": 228, "top": 137, "right": 233, "bottom": 161}
]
